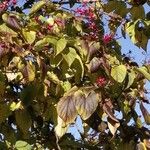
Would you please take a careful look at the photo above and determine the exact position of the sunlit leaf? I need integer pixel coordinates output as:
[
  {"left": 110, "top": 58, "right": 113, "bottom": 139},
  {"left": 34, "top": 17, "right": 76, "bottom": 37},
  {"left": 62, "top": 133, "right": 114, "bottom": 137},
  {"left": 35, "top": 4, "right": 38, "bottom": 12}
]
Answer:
[
  {"left": 56, "top": 38, "right": 67, "bottom": 55},
  {"left": 57, "top": 95, "right": 77, "bottom": 124},
  {"left": 15, "top": 141, "right": 32, "bottom": 150},
  {"left": 107, "top": 117, "right": 120, "bottom": 136},
  {"left": 62, "top": 47, "right": 77, "bottom": 67},
  {"left": 22, "top": 29, "right": 36, "bottom": 44},
  {"left": 55, "top": 116, "right": 69, "bottom": 138},
  {"left": 136, "top": 142, "right": 147, "bottom": 150},
  {"left": 74, "top": 90, "right": 100, "bottom": 120},
  {"left": 111, "top": 65, "right": 127, "bottom": 83},
  {"left": 10, "top": 101, "right": 23, "bottom": 111},
  {"left": 136, "top": 66, "right": 150, "bottom": 80},
  {"left": 29, "top": 1, "right": 46, "bottom": 15},
  {"left": 0, "top": 23, "right": 17, "bottom": 36}
]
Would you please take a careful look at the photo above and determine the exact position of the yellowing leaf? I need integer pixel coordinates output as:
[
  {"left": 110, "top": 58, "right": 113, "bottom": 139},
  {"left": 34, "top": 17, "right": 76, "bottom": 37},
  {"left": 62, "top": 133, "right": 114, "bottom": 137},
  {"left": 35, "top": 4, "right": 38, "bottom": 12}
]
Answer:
[
  {"left": 22, "top": 29, "right": 36, "bottom": 44},
  {"left": 107, "top": 117, "right": 120, "bottom": 136},
  {"left": 0, "top": 23, "right": 17, "bottom": 36},
  {"left": 136, "top": 142, "right": 147, "bottom": 150},
  {"left": 10, "top": 101, "right": 23, "bottom": 111},
  {"left": 74, "top": 90, "right": 99, "bottom": 120},
  {"left": 29, "top": 1, "right": 46, "bottom": 15},
  {"left": 136, "top": 66, "right": 150, "bottom": 80},
  {"left": 57, "top": 95, "right": 77, "bottom": 124},
  {"left": 55, "top": 116, "right": 69, "bottom": 138},
  {"left": 111, "top": 65, "right": 127, "bottom": 83},
  {"left": 23, "top": 62, "right": 35, "bottom": 82},
  {"left": 46, "top": 17, "right": 54, "bottom": 26}
]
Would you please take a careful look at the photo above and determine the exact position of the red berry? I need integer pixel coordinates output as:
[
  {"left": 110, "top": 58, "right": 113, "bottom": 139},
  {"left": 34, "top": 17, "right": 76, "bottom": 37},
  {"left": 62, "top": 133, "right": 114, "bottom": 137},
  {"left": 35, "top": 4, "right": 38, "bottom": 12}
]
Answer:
[{"left": 96, "top": 77, "right": 107, "bottom": 87}]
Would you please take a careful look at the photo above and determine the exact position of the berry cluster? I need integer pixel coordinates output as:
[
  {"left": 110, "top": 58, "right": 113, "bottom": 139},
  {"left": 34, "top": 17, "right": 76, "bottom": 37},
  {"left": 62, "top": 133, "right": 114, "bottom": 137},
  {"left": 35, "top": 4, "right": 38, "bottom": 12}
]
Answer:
[
  {"left": 0, "top": 0, "right": 17, "bottom": 11},
  {"left": 75, "top": 4, "right": 99, "bottom": 40},
  {"left": 102, "top": 34, "right": 113, "bottom": 44},
  {"left": 96, "top": 76, "right": 107, "bottom": 87}
]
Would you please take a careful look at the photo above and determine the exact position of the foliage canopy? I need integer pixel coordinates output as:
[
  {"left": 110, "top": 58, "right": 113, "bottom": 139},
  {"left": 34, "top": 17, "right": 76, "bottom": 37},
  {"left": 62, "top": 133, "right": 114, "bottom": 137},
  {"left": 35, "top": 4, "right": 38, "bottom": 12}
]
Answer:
[{"left": 0, "top": 0, "right": 150, "bottom": 149}]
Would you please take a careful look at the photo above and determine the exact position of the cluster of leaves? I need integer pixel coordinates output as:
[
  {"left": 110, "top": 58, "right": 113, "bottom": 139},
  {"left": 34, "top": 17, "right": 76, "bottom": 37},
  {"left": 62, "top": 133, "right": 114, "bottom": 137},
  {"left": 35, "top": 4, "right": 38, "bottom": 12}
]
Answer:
[{"left": 0, "top": 0, "right": 150, "bottom": 149}]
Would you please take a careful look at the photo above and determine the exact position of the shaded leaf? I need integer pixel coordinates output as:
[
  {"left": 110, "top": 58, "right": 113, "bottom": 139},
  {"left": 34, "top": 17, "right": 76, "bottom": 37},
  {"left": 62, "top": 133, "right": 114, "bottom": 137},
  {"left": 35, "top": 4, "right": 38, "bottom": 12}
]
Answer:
[
  {"left": 111, "top": 65, "right": 127, "bottom": 83},
  {"left": 130, "top": 6, "right": 145, "bottom": 20},
  {"left": 74, "top": 90, "right": 100, "bottom": 120},
  {"left": 125, "top": 69, "right": 136, "bottom": 89},
  {"left": 0, "top": 104, "right": 11, "bottom": 123},
  {"left": 140, "top": 102, "right": 150, "bottom": 125},
  {"left": 103, "top": 101, "right": 119, "bottom": 123},
  {"left": 15, "top": 109, "right": 32, "bottom": 135}
]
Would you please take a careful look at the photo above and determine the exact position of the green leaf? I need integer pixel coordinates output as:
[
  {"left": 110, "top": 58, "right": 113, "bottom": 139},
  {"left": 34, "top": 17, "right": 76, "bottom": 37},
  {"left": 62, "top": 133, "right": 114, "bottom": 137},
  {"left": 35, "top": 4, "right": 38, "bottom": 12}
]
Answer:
[
  {"left": 111, "top": 65, "right": 127, "bottom": 83},
  {"left": 0, "top": 104, "right": 11, "bottom": 123},
  {"left": 136, "top": 66, "right": 150, "bottom": 80},
  {"left": 56, "top": 38, "right": 67, "bottom": 55},
  {"left": 23, "top": 62, "right": 35, "bottom": 82},
  {"left": 125, "top": 70, "right": 136, "bottom": 89},
  {"left": 22, "top": 29, "right": 36, "bottom": 44},
  {"left": 104, "top": 1, "right": 127, "bottom": 17},
  {"left": 0, "top": 23, "right": 17, "bottom": 36},
  {"left": 15, "top": 109, "right": 32, "bottom": 135},
  {"left": 20, "top": 84, "right": 37, "bottom": 106},
  {"left": 1, "top": 125, "right": 16, "bottom": 144},
  {"left": 130, "top": 6, "right": 145, "bottom": 20},
  {"left": 57, "top": 94, "right": 77, "bottom": 124},
  {"left": 74, "top": 90, "right": 100, "bottom": 120},
  {"left": 34, "top": 37, "right": 57, "bottom": 50},
  {"left": 29, "top": 1, "right": 46, "bottom": 15},
  {"left": 47, "top": 71, "right": 61, "bottom": 84},
  {"left": 62, "top": 47, "right": 77, "bottom": 67},
  {"left": 15, "top": 141, "right": 32, "bottom": 150}
]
